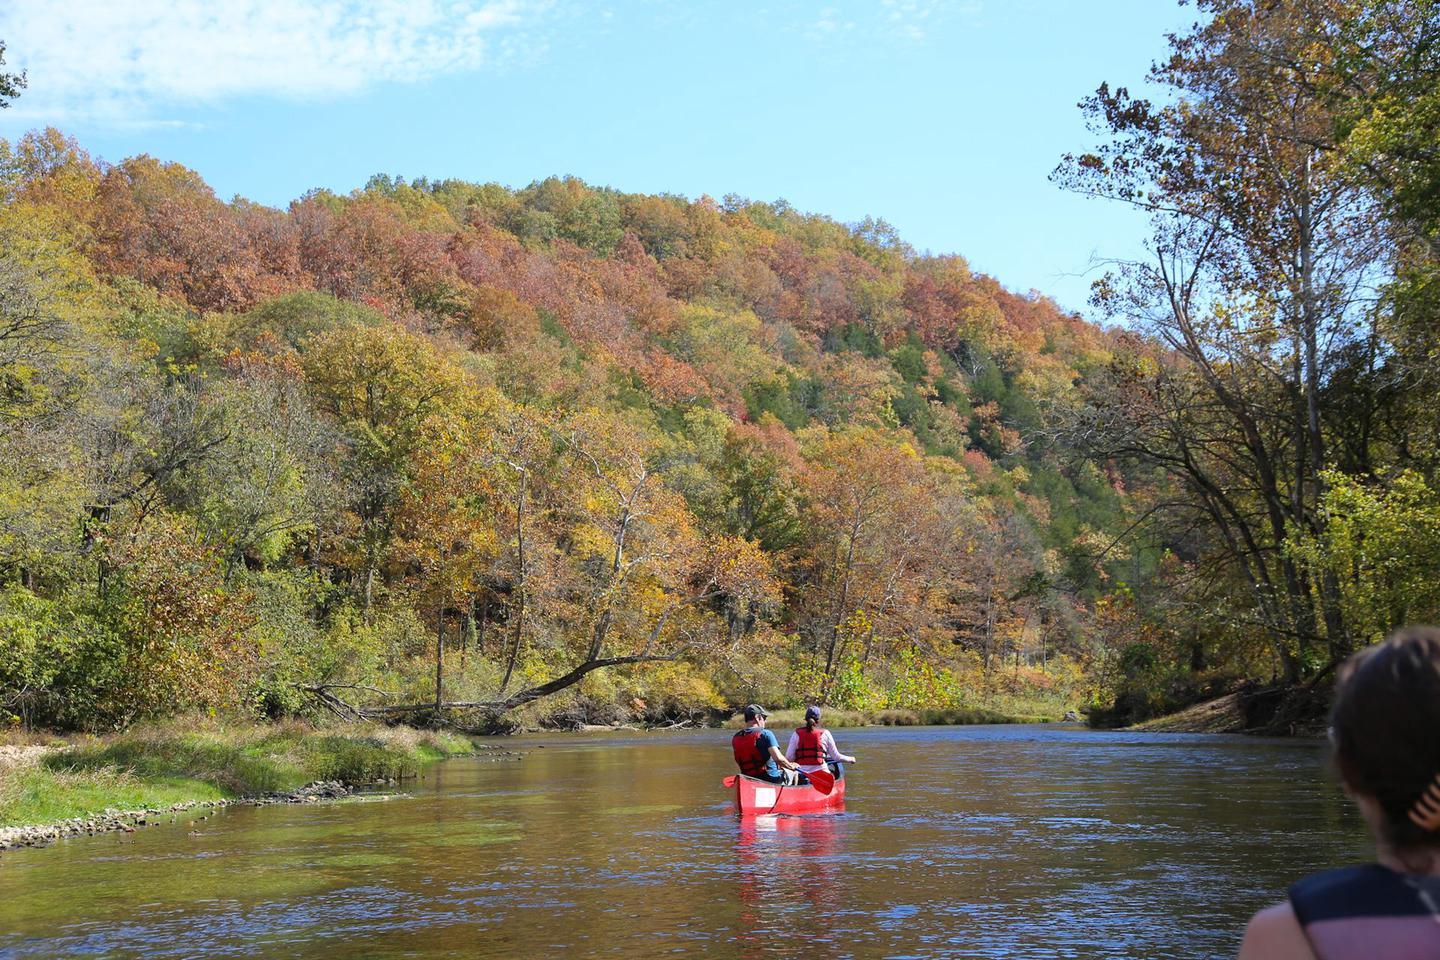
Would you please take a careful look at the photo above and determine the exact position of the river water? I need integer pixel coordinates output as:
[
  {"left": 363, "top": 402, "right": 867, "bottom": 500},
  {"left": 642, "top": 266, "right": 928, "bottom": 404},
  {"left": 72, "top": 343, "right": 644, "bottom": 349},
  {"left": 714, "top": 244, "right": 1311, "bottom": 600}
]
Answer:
[{"left": 0, "top": 725, "right": 1367, "bottom": 959}]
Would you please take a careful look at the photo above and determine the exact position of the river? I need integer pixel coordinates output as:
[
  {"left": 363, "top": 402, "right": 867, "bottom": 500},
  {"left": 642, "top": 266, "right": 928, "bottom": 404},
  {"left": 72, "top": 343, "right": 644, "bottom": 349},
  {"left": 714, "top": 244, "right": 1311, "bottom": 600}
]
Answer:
[{"left": 0, "top": 724, "right": 1366, "bottom": 959}]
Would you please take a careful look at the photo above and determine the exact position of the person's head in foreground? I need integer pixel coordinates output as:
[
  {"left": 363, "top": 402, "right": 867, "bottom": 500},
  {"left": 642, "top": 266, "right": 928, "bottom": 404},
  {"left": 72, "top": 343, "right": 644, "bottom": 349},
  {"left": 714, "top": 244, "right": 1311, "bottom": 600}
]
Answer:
[{"left": 1239, "top": 625, "right": 1440, "bottom": 959}]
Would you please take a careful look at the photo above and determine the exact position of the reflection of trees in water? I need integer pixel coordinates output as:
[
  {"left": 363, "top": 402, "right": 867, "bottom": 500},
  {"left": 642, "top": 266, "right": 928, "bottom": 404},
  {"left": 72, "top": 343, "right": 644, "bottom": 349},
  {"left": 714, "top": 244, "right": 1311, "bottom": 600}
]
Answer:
[{"left": 735, "top": 814, "right": 847, "bottom": 960}]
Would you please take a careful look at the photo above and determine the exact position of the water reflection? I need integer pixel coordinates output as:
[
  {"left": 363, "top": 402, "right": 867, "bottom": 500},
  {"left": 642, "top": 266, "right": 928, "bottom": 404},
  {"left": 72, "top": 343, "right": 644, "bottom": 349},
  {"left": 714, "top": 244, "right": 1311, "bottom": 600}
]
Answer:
[{"left": 735, "top": 814, "right": 849, "bottom": 958}]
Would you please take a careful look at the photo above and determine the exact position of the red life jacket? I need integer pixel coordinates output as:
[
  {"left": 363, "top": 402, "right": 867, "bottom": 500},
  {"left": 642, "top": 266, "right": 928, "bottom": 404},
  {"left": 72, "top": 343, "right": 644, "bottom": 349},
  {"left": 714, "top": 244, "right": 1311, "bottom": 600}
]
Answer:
[
  {"left": 794, "top": 726, "right": 826, "bottom": 764},
  {"left": 732, "top": 729, "right": 768, "bottom": 777}
]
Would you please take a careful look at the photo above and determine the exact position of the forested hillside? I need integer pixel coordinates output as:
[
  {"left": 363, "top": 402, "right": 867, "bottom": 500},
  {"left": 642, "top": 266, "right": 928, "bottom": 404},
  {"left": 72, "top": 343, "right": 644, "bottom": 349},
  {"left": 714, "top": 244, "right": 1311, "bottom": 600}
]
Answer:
[
  {"left": 3, "top": 0, "right": 1437, "bottom": 734},
  {"left": 0, "top": 129, "right": 1136, "bottom": 730}
]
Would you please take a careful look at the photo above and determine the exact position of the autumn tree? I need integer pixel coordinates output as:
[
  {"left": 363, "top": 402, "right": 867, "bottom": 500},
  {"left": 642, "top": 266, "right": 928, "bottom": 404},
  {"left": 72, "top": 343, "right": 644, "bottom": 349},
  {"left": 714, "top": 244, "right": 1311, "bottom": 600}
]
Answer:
[
  {"left": 487, "top": 401, "right": 557, "bottom": 693},
  {"left": 794, "top": 428, "right": 933, "bottom": 696},
  {"left": 0, "top": 201, "right": 101, "bottom": 587},
  {"left": 301, "top": 323, "right": 466, "bottom": 609},
  {"left": 361, "top": 407, "right": 780, "bottom": 719},
  {"left": 393, "top": 402, "right": 497, "bottom": 711}
]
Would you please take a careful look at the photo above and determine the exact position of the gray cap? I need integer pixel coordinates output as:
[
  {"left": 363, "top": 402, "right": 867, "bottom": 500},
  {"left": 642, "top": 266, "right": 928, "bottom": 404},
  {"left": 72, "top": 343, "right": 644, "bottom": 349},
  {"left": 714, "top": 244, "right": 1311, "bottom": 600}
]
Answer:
[{"left": 743, "top": 704, "right": 768, "bottom": 721}]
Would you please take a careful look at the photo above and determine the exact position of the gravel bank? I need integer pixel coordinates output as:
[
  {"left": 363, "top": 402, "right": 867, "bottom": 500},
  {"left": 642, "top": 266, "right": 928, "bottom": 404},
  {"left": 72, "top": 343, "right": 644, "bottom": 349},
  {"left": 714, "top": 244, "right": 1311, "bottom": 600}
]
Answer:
[{"left": 0, "top": 745, "right": 54, "bottom": 769}]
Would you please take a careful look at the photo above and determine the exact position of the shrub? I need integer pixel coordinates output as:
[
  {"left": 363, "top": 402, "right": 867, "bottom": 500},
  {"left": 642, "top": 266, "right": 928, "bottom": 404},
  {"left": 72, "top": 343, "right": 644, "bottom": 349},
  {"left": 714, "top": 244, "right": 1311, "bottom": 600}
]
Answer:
[{"left": 0, "top": 586, "right": 125, "bottom": 730}]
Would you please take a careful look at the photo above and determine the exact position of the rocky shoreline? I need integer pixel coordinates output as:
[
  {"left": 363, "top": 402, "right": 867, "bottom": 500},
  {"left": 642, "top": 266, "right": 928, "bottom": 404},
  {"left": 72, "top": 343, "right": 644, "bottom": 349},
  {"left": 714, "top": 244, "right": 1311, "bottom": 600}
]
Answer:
[{"left": 0, "top": 779, "right": 355, "bottom": 852}]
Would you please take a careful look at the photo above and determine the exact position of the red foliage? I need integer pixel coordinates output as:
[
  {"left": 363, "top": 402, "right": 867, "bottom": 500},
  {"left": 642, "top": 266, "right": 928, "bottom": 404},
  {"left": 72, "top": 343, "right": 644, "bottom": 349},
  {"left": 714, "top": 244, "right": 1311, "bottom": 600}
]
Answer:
[
  {"left": 90, "top": 157, "right": 296, "bottom": 311},
  {"left": 638, "top": 350, "right": 709, "bottom": 405}
]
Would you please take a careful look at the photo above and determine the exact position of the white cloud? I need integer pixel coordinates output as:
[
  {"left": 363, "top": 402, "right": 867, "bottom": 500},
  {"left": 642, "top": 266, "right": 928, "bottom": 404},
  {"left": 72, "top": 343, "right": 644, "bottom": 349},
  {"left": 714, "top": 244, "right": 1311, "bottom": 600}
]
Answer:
[{"left": 0, "top": 0, "right": 551, "bottom": 125}]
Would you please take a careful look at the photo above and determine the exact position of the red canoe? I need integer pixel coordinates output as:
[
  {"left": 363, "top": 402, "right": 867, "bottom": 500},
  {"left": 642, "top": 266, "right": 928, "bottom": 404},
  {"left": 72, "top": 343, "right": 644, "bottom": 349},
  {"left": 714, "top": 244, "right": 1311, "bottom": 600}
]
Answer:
[{"left": 727, "top": 773, "right": 846, "bottom": 815}]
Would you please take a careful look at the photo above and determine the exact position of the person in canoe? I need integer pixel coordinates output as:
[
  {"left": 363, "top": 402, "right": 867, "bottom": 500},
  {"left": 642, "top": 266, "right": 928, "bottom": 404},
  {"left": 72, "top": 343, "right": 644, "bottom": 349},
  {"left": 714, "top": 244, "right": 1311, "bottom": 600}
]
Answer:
[
  {"left": 732, "top": 704, "right": 805, "bottom": 785},
  {"left": 786, "top": 705, "right": 856, "bottom": 780},
  {"left": 1238, "top": 626, "right": 1440, "bottom": 959}
]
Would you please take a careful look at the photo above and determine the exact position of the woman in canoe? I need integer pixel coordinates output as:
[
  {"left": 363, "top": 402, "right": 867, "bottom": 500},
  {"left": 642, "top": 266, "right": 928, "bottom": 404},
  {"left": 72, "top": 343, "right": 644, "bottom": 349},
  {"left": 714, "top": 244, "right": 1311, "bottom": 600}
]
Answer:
[
  {"left": 786, "top": 705, "right": 856, "bottom": 780},
  {"left": 1238, "top": 625, "right": 1440, "bottom": 959}
]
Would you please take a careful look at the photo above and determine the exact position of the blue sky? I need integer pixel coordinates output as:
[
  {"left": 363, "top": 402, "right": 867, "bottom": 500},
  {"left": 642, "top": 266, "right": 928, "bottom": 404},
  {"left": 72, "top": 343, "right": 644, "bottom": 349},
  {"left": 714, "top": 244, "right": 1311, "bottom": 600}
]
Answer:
[{"left": 0, "top": 0, "right": 1193, "bottom": 315}]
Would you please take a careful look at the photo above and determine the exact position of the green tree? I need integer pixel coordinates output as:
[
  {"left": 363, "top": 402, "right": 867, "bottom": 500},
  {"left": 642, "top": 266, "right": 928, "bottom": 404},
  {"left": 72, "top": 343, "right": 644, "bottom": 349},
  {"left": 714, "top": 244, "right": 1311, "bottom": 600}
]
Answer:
[
  {"left": 1289, "top": 471, "right": 1440, "bottom": 648},
  {"left": 0, "top": 41, "right": 25, "bottom": 109},
  {"left": 1054, "top": 0, "right": 1408, "bottom": 676}
]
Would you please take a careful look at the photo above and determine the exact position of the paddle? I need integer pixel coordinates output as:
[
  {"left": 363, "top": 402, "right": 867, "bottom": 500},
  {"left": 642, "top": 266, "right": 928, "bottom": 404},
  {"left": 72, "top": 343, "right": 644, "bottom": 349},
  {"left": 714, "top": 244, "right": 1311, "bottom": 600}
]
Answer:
[{"left": 802, "top": 767, "right": 836, "bottom": 794}]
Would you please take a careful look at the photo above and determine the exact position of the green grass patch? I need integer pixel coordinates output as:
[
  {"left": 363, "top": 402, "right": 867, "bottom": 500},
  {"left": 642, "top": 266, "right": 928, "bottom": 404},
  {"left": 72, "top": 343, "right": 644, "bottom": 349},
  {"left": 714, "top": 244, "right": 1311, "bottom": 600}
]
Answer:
[
  {"left": 0, "top": 765, "right": 228, "bottom": 827},
  {"left": 1, "top": 720, "right": 479, "bottom": 829}
]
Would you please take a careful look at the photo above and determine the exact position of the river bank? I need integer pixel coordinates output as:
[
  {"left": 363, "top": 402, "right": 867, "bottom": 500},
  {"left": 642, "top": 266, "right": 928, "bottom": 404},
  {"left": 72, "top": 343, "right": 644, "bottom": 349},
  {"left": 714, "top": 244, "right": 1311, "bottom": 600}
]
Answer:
[
  {"left": 0, "top": 721, "right": 513, "bottom": 850},
  {"left": 562, "top": 704, "right": 1063, "bottom": 734},
  {"left": 1122, "top": 684, "right": 1331, "bottom": 737}
]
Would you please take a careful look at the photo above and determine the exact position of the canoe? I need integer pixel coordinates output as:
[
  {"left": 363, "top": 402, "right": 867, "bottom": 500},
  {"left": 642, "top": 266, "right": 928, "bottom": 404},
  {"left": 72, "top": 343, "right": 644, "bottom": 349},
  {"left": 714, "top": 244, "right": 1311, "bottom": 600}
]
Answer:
[{"left": 728, "top": 773, "right": 846, "bottom": 815}]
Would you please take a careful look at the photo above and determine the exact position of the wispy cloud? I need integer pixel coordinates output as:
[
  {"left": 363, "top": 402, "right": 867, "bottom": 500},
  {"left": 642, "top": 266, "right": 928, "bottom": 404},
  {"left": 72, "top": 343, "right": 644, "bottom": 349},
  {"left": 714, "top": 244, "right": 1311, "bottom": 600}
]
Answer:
[
  {"left": 808, "top": 0, "right": 981, "bottom": 43},
  {"left": 881, "top": 0, "right": 937, "bottom": 41},
  {"left": 0, "top": 0, "right": 551, "bottom": 126},
  {"left": 812, "top": 7, "right": 856, "bottom": 36}
]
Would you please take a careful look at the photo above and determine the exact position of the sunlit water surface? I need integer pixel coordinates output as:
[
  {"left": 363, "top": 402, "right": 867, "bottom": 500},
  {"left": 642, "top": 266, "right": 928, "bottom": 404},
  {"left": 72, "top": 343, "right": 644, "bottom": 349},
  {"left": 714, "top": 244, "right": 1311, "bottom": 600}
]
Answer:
[{"left": 0, "top": 725, "right": 1366, "bottom": 959}]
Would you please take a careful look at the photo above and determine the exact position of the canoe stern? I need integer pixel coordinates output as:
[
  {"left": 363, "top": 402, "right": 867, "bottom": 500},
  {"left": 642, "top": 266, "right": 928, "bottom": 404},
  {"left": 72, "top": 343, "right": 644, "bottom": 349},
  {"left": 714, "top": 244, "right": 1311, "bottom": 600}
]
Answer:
[{"left": 731, "top": 773, "right": 845, "bottom": 814}]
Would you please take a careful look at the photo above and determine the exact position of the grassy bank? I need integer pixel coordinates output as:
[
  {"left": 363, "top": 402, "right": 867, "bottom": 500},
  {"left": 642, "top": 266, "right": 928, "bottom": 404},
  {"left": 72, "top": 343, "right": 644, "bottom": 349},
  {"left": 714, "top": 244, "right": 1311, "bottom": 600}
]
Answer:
[{"left": 0, "top": 721, "right": 477, "bottom": 829}]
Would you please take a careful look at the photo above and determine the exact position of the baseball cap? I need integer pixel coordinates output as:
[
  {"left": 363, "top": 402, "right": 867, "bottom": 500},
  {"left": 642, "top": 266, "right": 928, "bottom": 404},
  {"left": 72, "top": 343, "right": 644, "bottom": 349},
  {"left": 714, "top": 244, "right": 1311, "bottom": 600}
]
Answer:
[
  {"left": 743, "top": 704, "right": 768, "bottom": 721},
  {"left": 804, "top": 705, "right": 822, "bottom": 722}
]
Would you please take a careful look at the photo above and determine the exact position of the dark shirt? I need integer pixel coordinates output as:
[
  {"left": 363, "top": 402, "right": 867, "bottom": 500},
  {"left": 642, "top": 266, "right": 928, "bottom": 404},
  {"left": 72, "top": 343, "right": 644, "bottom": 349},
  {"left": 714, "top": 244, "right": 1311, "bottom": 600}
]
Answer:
[{"left": 1289, "top": 864, "right": 1440, "bottom": 960}]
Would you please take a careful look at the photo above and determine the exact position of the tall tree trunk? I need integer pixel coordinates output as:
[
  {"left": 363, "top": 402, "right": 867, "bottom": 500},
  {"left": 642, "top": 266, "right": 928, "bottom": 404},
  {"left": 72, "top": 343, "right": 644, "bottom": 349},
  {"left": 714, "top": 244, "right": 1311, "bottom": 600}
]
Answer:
[
  {"left": 434, "top": 603, "right": 445, "bottom": 717},
  {"left": 1298, "top": 171, "right": 1350, "bottom": 663},
  {"left": 1281, "top": 329, "right": 1317, "bottom": 682},
  {"left": 981, "top": 574, "right": 997, "bottom": 673},
  {"left": 500, "top": 472, "right": 528, "bottom": 694},
  {"left": 478, "top": 599, "right": 488, "bottom": 655},
  {"left": 461, "top": 608, "right": 474, "bottom": 669},
  {"left": 821, "top": 519, "right": 860, "bottom": 700}
]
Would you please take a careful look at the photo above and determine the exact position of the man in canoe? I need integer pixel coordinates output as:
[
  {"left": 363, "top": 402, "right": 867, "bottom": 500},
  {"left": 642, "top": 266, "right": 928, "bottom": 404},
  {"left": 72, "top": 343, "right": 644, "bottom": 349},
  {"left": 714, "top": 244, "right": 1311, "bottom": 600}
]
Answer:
[
  {"left": 786, "top": 705, "right": 856, "bottom": 779},
  {"left": 732, "top": 704, "right": 805, "bottom": 785}
]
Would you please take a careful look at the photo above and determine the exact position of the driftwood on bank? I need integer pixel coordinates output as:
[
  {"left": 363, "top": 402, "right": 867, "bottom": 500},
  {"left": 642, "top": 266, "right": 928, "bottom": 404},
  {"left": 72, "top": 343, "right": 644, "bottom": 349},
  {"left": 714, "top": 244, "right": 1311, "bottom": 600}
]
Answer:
[{"left": 300, "top": 653, "right": 676, "bottom": 721}]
